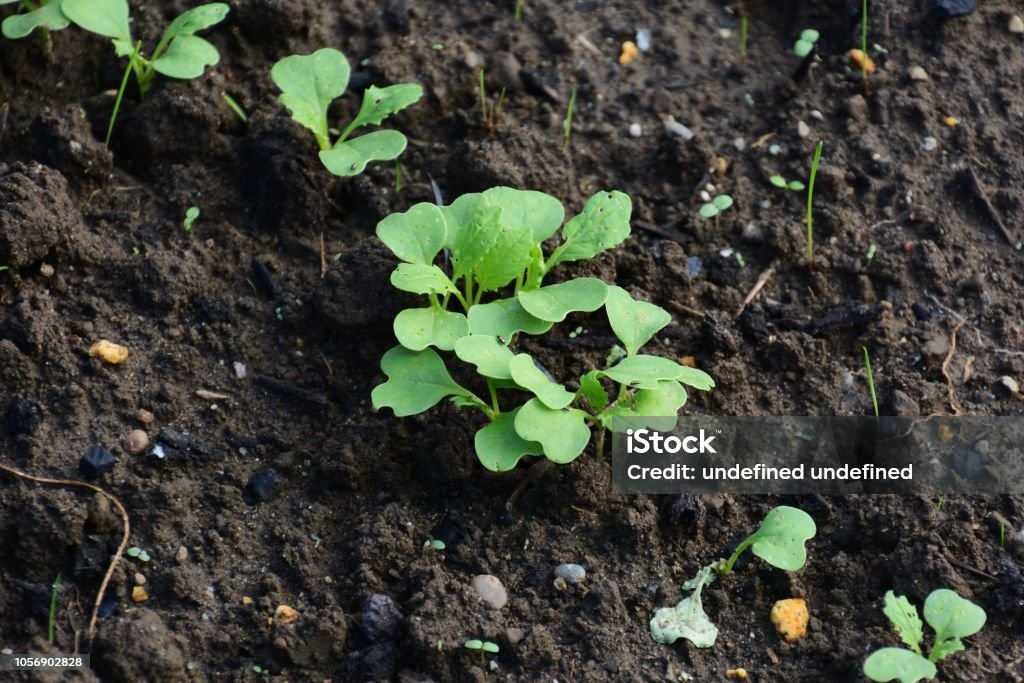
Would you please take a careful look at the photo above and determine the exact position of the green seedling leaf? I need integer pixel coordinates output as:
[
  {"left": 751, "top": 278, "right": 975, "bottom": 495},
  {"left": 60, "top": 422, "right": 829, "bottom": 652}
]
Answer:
[
  {"left": 748, "top": 505, "right": 816, "bottom": 571},
  {"left": 153, "top": 34, "right": 220, "bottom": 79},
  {"left": 579, "top": 370, "right": 609, "bottom": 411},
  {"left": 629, "top": 380, "right": 688, "bottom": 416},
  {"left": 183, "top": 206, "right": 200, "bottom": 232},
  {"left": 474, "top": 407, "right": 543, "bottom": 472},
  {"left": 454, "top": 335, "right": 514, "bottom": 379},
  {"left": 439, "top": 191, "right": 482, "bottom": 251},
  {"left": 514, "top": 398, "right": 590, "bottom": 464},
  {"left": 605, "top": 285, "right": 671, "bottom": 356},
  {"left": 481, "top": 187, "right": 565, "bottom": 243},
  {"left": 376, "top": 202, "right": 447, "bottom": 265},
  {"left": 801, "top": 28, "right": 820, "bottom": 43},
  {"left": 126, "top": 546, "right": 141, "bottom": 558},
  {"left": 62, "top": 0, "right": 130, "bottom": 44},
  {"left": 2, "top": 1, "right": 70, "bottom": 39},
  {"left": 371, "top": 346, "right": 472, "bottom": 416},
  {"left": 698, "top": 203, "right": 719, "bottom": 219},
  {"left": 320, "top": 129, "right": 408, "bottom": 177},
  {"left": 390, "top": 264, "right": 456, "bottom": 295},
  {"left": 769, "top": 175, "right": 787, "bottom": 188},
  {"left": 923, "top": 589, "right": 986, "bottom": 662},
  {"left": 863, "top": 648, "right": 936, "bottom": 683},
  {"left": 424, "top": 539, "right": 446, "bottom": 550},
  {"left": 517, "top": 278, "right": 608, "bottom": 323},
  {"left": 271, "top": 48, "right": 350, "bottom": 150},
  {"left": 509, "top": 353, "right": 575, "bottom": 409},
  {"left": 347, "top": 83, "right": 424, "bottom": 131},
  {"left": 794, "top": 40, "right": 813, "bottom": 57},
  {"left": 481, "top": 642, "right": 499, "bottom": 654},
  {"left": 473, "top": 217, "right": 535, "bottom": 293},
  {"left": 788, "top": 180, "right": 806, "bottom": 191},
  {"left": 162, "top": 3, "right": 229, "bottom": 37},
  {"left": 394, "top": 307, "right": 469, "bottom": 351},
  {"left": 451, "top": 205, "right": 502, "bottom": 281},
  {"left": 548, "top": 190, "right": 632, "bottom": 268},
  {"left": 464, "top": 640, "right": 483, "bottom": 650},
  {"left": 882, "top": 592, "right": 924, "bottom": 655},
  {"left": 467, "top": 297, "right": 553, "bottom": 338},
  {"left": 602, "top": 354, "right": 687, "bottom": 390},
  {"left": 677, "top": 366, "right": 715, "bottom": 391},
  {"left": 712, "top": 194, "right": 733, "bottom": 211},
  {"left": 650, "top": 565, "right": 719, "bottom": 648}
]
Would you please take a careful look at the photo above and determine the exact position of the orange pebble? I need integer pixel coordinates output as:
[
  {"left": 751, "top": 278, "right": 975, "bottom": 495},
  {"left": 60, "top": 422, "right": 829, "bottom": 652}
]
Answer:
[
  {"left": 770, "top": 598, "right": 809, "bottom": 642},
  {"left": 848, "top": 49, "right": 876, "bottom": 73},
  {"left": 726, "top": 668, "right": 749, "bottom": 680},
  {"left": 275, "top": 604, "right": 300, "bottom": 625},
  {"left": 619, "top": 41, "right": 639, "bottom": 65},
  {"left": 131, "top": 586, "right": 149, "bottom": 603},
  {"left": 89, "top": 340, "right": 129, "bottom": 365},
  {"left": 944, "top": 116, "right": 959, "bottom": 127},
  {"left": 680, "top": 356, "right": 698, "bottom": 368}
]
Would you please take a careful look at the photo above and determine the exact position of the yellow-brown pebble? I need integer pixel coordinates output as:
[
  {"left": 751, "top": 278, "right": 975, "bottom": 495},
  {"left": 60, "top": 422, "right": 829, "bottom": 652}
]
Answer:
[
  {"left": 848, "top": 49, "right": 875, "bottom": 73},
  {"left": 726, "top": 667, "right": 748, "bottom": 680},
  {"left": 131, "top": 586, "right": 149, "bottom": 603},
  {"left": 275, "top": 605, "right": 300, "bottom": 625},
  {"left": 241, "top": 596, "right": 254, "bottom": 606},
  {"left": 619, "top": 41, "right": 639, "bottom": 65},
  {"left": 770, "top": 598, "right": 809, "bottom": 642},
  {"left": 89, "top": 340, "right": 129, "bottom": 364}
]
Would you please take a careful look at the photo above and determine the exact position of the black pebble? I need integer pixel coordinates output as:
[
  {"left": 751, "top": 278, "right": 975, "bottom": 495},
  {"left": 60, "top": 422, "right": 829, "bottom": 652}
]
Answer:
[
  {"left": 97, "top": 597, "right": 118, "bottom": 619},
  {"left": 933, "top": 0, "right": 976, "bottom": 18},
  {"left": 79, "top": 445, "right": 116, "bottom": 479},
  {"left": 911, "top": 302, "right": 935, "bottom": 321},
  {"left": 245, "top": 467, "right": 281, "bottom": 504},
  {"left": 250, "top": 258, "right": 279, "bottom": 299}
]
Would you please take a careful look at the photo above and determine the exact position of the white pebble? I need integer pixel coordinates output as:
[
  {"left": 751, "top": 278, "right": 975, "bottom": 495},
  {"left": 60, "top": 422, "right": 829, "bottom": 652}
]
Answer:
[
  {"left": 922, "top": 136, "right": 938, "bottom": 152},
  {"left": 810, "top": 110, "right": 824, "bottom": 121},
  {"left": 742, "top": 222, "right": 762, "bottom": 241},
  {"left": 719, "top": 248, "right": 734, "bottom": 258},
  {"left": 233, "top": 361, "right": 247, "bottom": 379},
  {"left": 732, "top": 137, "right": 746, "bottom": 151},
  {"left": 797, "top": 120, "right": 810, "bottom": 138},
  {"left": 699, "top": 190, "right": 712, "bottom": 202},
  {"left": 769, "top": 143, "right": 781, "bottom": 155},
  {"left": 1009, "top": 15, "right": 1024, "bottom": 34},
  {"left": 705, "top": 183, "right": 716, "bottom": 193},
  {"left": 1000, "top": 376, "right": 1020, "bottom": 394},
  {"left": 909, "top": 66, "right": 929, "bottom": 81},
  {"left": 663, "top": 116, "right": 694, "bottom": 141},
  {"left": 628, "top": 123, "right": 642, "bottom": 137},
  {"left": 718, "top": 28, "right": 732, "bottom": 39},
  {"left": 636, "top": 28, "right": 651, "bottom": 51}
]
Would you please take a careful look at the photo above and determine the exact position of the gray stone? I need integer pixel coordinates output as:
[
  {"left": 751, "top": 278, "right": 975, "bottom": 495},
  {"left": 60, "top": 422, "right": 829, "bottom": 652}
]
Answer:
[
  {"left": 470, "top": 574, "right": 507, "bottom": 609},
  {"left": 362, "top": 593, "right": 403, "bottom": 642},
  {"left": 554, "top": 563, "right": 587, "bottom": 584},
  {"left": 998, "top": 376, "right": 1020, "bottom": 395}
]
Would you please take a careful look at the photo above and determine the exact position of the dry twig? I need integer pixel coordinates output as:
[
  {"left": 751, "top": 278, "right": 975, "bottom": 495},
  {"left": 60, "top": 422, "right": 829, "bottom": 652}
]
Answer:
[{"left": 735, "top": 267, "right": 774, "bottom": 317}]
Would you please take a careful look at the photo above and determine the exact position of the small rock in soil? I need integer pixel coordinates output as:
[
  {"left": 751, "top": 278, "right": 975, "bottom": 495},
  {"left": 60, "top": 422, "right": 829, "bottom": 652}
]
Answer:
[
  {"left": 471, "top": 574, "right": 508, "bottom": 609},
  {"left": 275, "top": 604, "right": 300, "bottom": 625},
  {"left": 506, "top": 627, "right": 525, "bottom": 645},
  {"left": 554, "top": 563, "right": 587, "bottom": 584},
  {"left": 888, "top": 390, "right": 920, "bottom": 417},
  {"left": 933, "top": 0, "right": 975, "bottom": 18},
  {"left": 89, "top": 339, "right": 129, "bottom": 365},
  {"left": 1010, "top": 15, "right": 1024, "bottom": 33},
  {"left": 922, "top": 333, "right": 950, "bottom": 357},
  {"left": 131, "top": 585, "right": 149, "bottom": 603},
  {"left": 134, "top": 572, "right": 146, "bottom": 586},
  {"left": 124, "top": 429, "right": 149, "bottom": 455},
  {"left": 797, "top": 120, "right": 810, "bottom": 138},
  {"left": 663, "top": 116, "right": 694, "bottom": 140},
  {"left": 80, "top": 445, "right": 116, "bottom": 479},
  {"left": 488, "top": 51, "right": 523, "bottom": 92},
  {"left": 245, "top": 468, "right": 281, "bottom": 503},
  {"left": 922, "top": 136, "right": 938, "bottom": 151},
  {"left": 362, "top": 594, "right": 403, "bottom": 641},
  {"left": 846, "top": 95, "right": 869, "bottom": 122},
  {"left": 909, "top": 66, "right": 929, "bottom": 81},
  {"left": 998, "top": 376, "right": 1020, "bottom": 395},
  {"left": 628, "top": 123, "right": 642, "bottom": 137}
]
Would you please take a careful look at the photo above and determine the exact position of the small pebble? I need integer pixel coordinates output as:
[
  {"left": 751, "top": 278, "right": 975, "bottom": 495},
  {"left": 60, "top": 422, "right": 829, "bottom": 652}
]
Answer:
[
  {"left": 124, "top": 429, "right": 149, "bottom": 455},
  {"left": 998, "top": 375, "right": 1020, "bottom": 395},
  {"left": 241, "top": 596, "right": 254, "bottom": 606},
  {"left": 39, "top": 263, "right": 54, "bottom": 277},
  {"left": 933, "top": 0, "right": 976, "bottom": 19},
  {"left": 726, "top": 668, "right": 749, "bottom": 681},
  {"left": 79, "top": 445, "right": 117, "bottom": 479},
  {"left": 471, "top": 574, "right": 507, "bottom": 609},
  {"left": 663, "top": 116, "right": 694, "bottom": 141},
  {"left": 976, "top": 440, "right": 990, "bottom": 455},
  {"left": 810, "top": 109, "right": 824, "bottom": 121},
  {"left": 732, "top": 137, "right": 746, "bottom": 151},
  {"left": 275, "top": 605, "right": 300, "bottom": 625},
  {"left": 136, "top": 409, "right": 154, "bottom": 424},
  {"left": 134, "top": 573, "right": 146, "bottom": 586},
  {"left": 628, "top": 123, "right": 642, "bottom": 137},
  {"left": 554, "top": 563, "right": 586, "bottom": 584},
  {"left": 636, "top": 28, "right": 651, "bottom": 51},
  {"left": 770, "top": 598, "right": 809, "bottom": 642},
  {"left": 506, "top": 627, "right": 525, "bottom": 645},
  {"left": 686, "top": 256, "right": 702, "bottom": 277},
  {"left": 1011, "top": 15, "right": 1024, "bottom": 34},
  {"left": 362, "top": 594, "right": 403, "bottom": 642},
  {"left": 245, "top": 468, "right": 281, "bottom": 503},
  {"left": 909, "top": 66, "right": 929, "bottom": 81},
  {"left": 768, "top": 144, "right": 781, "bottom": 155},
  {"left": 797, "top": 120, "right": 810, "bottom": 138},
  {"left": 131, "top": 586, "right": 148, "bottom": 603},
  {"left": 922, "top": 136, "right": 938, "bottom": 151},
  {"left": 89, "top": 340, "right": 129, "bottom": 365},
  {"left": 232, "top": 361, "right": 247, "bottom": 379},
  {"left": 742, "top": 222, "right": 762, "bottom": 241},
  {"left": 176, "top": 546, "right": 189, "bottom": 564},
  {"left": 619, "top": 40, "right": 639, "bottom": 65}
]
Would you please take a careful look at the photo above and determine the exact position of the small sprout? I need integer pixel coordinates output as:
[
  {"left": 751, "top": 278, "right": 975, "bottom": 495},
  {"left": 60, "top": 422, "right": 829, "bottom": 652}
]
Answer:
[
  {"left": 431, "top": 43, "right": 444, "bottom": 51},
  {"left": 863, "top": 589, "right": 986, "bottom": 682},
  {"left": 699, "top": 194, "right": 734, "bottom": 219},
  {"left": 860, "top": 0, "right": 870, "bottom": 84},
  {"left": 0, "top": 265, "right": 8, "bottom": 272},
  {"left": 514, "top": 0, "right": 523, "bottom": 21},
  {"left": 739, "top": 12, "right": 748, "bottom": 59},
  {"left": 252, "top": 664, "right": 269, "bottom": 675},
  {"left": 863, "top": 347, "right": 879, "bottom": 418},
  {"left": 563, "top": 86, "right": 577, "bottom": 151},
  {"left": 464, "top": 639, "right": 499, "bottom": 653},
  {"left": 221, "top": 93, "right": 248, "bottom": 122},
  {"left": 126, "top": 546, "right": 151, "bottom": 562},
  {"left": 866, "top": 243, "right": 878, "bottom": 262},
  {"left": 423, "top": 538, "right": 446, "bottom": 550},
  {"left": 769, "top": 175, "right": 805, "bottom": 192},
  {"left": 48, "top": 573, "right": 61, "bottom": 643},
  {"left": 805, "top": 140, "right": 824, "bottom": 270},
  {"left": 794, "top": 28, "right": 819, "bottom": 57},
  {"left": 735, "top": 252, "right": 745, "bottom": 268},
  {"left": 183, "top": 206, "right": 200, "bottom": 233},
  {"left": 478, "top": 69, "right": 507, "bottom": 134}
]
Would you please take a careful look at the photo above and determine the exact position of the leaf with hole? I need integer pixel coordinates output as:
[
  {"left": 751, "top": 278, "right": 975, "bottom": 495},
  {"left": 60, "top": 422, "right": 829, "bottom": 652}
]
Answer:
[
  {"left": 271, "top": 48, "right": 350, "bottom": 150},
  {"left": 320, "top": 130, "right": 409, "bottom": 177},
  {"left": 467, "top": 296, "right": 553, "bottom": 338},
  {"left": 347, "top": 83, "right": 424, "bottom": 131},
  {"left": 863, "top": 648, "right": 936, "bottom": 683},
  {"left": 376, "top": 202, "right": 447, "bottom": 265},
  {"left": 602, "top": 354, "right": 686, "bottom": 390},
  {"left": 548, "top": 190, "right": 631, "bottom": 267},
  {"left": 454, "top": 335, "right": 514, "bottom": 379},
  {"left": 747, "top": 505, "right": 816, "bottom": 571}
]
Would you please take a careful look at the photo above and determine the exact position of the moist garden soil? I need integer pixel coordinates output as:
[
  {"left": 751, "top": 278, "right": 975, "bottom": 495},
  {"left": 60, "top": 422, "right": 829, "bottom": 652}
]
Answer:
[{"left": 2, "top": 1, "right": 1024, "bottom": 681}]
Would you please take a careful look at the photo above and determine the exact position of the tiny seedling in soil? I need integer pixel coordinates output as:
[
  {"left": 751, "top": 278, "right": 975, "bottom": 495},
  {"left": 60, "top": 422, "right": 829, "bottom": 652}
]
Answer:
[
  {"left": 866, "top": 243, "right": 878, "bottom": 262},
  {"left": 563, "top": 86, "right": 577, "bottom": 151},
  {"left": 0, "top": 265, "right": 8, "bottom": 272},
  {"left": 48, "top": 572, "right": 61, "bottom": 643},
  {"left": 464, "top": 639, "right": 499, "bottom": 653},
  {"left": 805, "top": 140, "right": 824, "bottom": 270},
  {"left": 183, "top": 206, "right": 200, "bottom": 232},
  {"left": 651, "top": 506, "right": 816, "bottom": 648},
  {"left": 793, "top": 28, "right": 819, "bottom": 57},
  {"left": 125, "top": 546, "right": 151, "bottom": 562},
  {"left": 863, "top": 589, "right": 986, "bottom": 683},
  {"left": 252, "top": 664, "right": 269, "bottom": 675},
  {"left": 514, "top": 0, "right": 523, "bottom": 21},
  {"left": 478, "top": 69, "right": 507, "bottom": 134},
  {"left": 423, "top": 538, "right": 445, "bottom": 550},
  {"left": 739, "top": 6, "right": 748, "bottom": 59},
  {"left": 371, "top": 188, "right": 715, "bottom": 471},
  {"left": 221, "top": 92, "right": 247, "bottom": 123},
  {"left": 0, "top": 0, "right": 69, "bottom": 39},
  {"left": 863, "top": 347, "right": 879, "bottom": 418},
  {"left": 769, "top": 175, "right": 805, "bottom": 192},
  {"left": 272, "top": 48, "right": 424, "bottom": 177},
  {"left": 699, "top": 194, "right": 734, "bottom": 230}
]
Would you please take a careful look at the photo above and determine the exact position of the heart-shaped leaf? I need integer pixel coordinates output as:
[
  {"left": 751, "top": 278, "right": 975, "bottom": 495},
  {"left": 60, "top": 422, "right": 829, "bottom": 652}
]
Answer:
[
  {"left": 467, "top": 297, "right": 553, "bottom": 338},
  {"left": 389, "top": 264, "right": 456, "bottom": 295},
  {"left": 548, "top": 190, "right": 631, "bottom": 268},
  {"left": 602, "top": 354, "right": 686, "bottom": 390},
  {"left": 271, "top": 48, "right": 349, "bottom": 150},
  {"left": 474, "top": 407, "right": 543, "bottom": 472},
  {"left": 513, "top": 398, "right": 590, "bottom": 464},
  {"left": 454, "top": 335, "right": 514, "bottom": 379},
  {"left": 481, "top": 187, "right": 565, "bottom": 243},
  {"left": 863, "top": 648, "right": 936, "bottom": 683},
  {"left": 2, "top": 0, "right": 70, "bottom": 39},
  {"left": 347, "top": 83, "right": 424, "bottom": 131},
  {"left": 320, "top": 129, "right": 408, "bottom": 177},
  {"left": 748, "top": 505, "right": 816, "bottom": 571},
  {"left": 376, "top": 202, "right": 447, "bottom": 265},
  {"left": 62, "top": 0, "right": 130, "bottom": 42},
  {"left": 393, "top": 307, "right": 469, "bottom": 351},
  {"left": 509, "top": 353, "right": 575, "bottom": 409},
  {"left": 371, "top": 346, "right": 472, "bottom": 416},
  {"left": 517, "top": 278, "right": 608, "bottom": 322},
  {"left": 605, "top": 285, "right": 671, "bottom": 356},
  {"left": 923, "top": 590, "right": 986, "bottom": 662},
  {"left": 152, "top": 34, "right": 220, "bottom": 79},
  {"left": 439, "top": 191, "right": 482, "bottom": 251}
]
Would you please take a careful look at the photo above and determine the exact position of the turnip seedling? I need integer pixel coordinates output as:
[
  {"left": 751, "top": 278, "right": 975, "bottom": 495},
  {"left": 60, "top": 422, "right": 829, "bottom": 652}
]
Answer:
[
  {"left": 272, "top": 48, "right": 423, "bottom": 177},
  {"left": 863, "top": 589, "right": 986, "bottom": 683},
  {"left": 794, "top": 28, "right": 819, "bottom": 58},
  {"left": 805, "top": 140, "right": 824, "bottom": 270},
  {"left": 423, "top": 539, "right": 445, "bottom": 550},
  {"left": 699, "top": 194, "right": 733, "bottom": 230},
  {"left": 183, "top": 206, "right": 199, "bottom": 233},
  {"left": 769, "top": 175, "right": 805, "bottom": 192},
  {"left": 0, "top": 0, "right": 69, "bottom": 39},
  {"left": 652, "top": 506, "right": 816, "bottom": 648},
  {"left": 371, "top": 188, "right": 715, "bottom": 471}
]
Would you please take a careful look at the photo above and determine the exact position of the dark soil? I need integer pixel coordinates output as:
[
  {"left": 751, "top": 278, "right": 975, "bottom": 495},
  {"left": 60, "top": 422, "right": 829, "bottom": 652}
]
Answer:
[{"left": 2, "top": 1, "right": 1024, "bottom": 681}]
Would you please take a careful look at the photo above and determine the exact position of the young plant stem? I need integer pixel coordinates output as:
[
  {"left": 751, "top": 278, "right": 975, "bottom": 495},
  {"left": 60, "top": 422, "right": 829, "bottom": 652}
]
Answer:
[
  {"left": 487, "top": 379, "right": 500, "bottom": 415},
  {"left": 740, "top": 13, "right": 748, "bottom": 59},
  {"left": 805, "top": 140, "right": 824, "bottom": 270},
  {"left": 719, "top": 535, "right": 755, "bottom": 575},
  {"left": 863, "top": 346, "right": 879, "bottom": 418},
  {"left": 48, "top": 573, "right": 61, "bottom": 643},
  {"left": 106, "top": 40, "right": 143, "bottom": 146},
  {"left": 563, "top": 87, "right": 577, "bottom": 151}
]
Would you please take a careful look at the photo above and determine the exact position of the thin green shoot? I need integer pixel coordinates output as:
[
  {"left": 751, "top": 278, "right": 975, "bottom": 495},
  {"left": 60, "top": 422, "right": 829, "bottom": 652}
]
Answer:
[
  {"left": 514, "top": 0, "right": 523, "bottom": 21},
  {"left": 478, "top": 69, "right": 506, "bottom": 133},
  {"left": 222, "top": 93, "right": 248, "bottom": 122},
  {"left": 866, "top": 243, "right": 877, "bottom": 262},
  {"left": 863, "top": 346, "right": 879, "bottom": 419},
  {"left": 106, "top": 39, "right": 142, "bottom": 145},
  {"left": 861, "top": 0, "right": 869, "bottom": 85},
  {"left": 563, "top": 87, "right": 577, "bottom": 151},
  {"left": 48, "top": 572, "right": 61, "bottom": 643},
  {"left": 431, "top": 43, "right": 444, "bottom": 51},
  {"left": 805, "top": 140, "right": 824, "bottom": 270},
  {"left": 740, "top": 14, "right": 748, "bottom": 59},
  {"left": 0, "top": 266, "right": 8, "bottom": 272},
  {"left": 183, "top": 206, "right": 200, "bottom": 232},
  {"left": 936, "top": 496, "right": 944, "bottom": 512}
]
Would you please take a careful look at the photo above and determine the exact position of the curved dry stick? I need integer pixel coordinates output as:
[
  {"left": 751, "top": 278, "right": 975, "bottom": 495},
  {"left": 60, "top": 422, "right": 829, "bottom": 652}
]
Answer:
[
  {"left": 941, "top": 319, "right": 966, "bottom": 416},
  {"left": 0, "top": 462, "right": 130, "bottom": 651}
]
